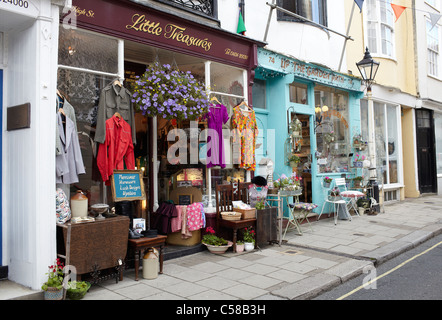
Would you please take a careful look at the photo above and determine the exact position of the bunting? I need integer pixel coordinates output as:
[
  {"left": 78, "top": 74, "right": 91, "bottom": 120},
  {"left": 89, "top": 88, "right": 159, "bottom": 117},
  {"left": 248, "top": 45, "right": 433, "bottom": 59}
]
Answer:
[
  {"left": 429, "top": 12, "right": 442, "bottom": 31},
  {"left": 354, "top": 0, "right": 364, "bottom": 13},
  {"left": 237, "top": 7, "right": 246, "bottom": 35},
  {"left": 391, "top": 3, "right": 406, "bottom": 22}
]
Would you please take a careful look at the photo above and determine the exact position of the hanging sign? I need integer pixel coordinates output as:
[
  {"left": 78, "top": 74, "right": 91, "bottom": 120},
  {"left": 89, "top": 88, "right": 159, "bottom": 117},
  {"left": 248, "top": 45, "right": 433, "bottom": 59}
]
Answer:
[{"left": 111, "top": 170, "right": 146, "bottom": 202}]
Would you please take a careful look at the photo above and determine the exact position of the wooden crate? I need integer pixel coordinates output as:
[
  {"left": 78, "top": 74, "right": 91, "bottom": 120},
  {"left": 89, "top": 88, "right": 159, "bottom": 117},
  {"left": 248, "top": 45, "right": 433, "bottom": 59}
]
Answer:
[{"left": 233, "top": 208, "right": 256, "bottom": 220}]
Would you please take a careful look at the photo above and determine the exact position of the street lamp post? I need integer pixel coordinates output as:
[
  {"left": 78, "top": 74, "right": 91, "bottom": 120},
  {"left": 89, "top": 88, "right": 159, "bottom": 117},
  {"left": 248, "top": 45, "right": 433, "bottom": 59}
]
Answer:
[{"left": 356, "top": 47, "right": 380, "bottom": 208}]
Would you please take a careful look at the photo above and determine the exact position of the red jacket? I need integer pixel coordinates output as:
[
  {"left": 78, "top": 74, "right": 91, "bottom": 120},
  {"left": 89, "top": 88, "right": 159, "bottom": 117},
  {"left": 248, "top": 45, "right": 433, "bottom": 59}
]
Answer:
[{"left": 97, "top": 115, "right": 135, "bottom": 185}]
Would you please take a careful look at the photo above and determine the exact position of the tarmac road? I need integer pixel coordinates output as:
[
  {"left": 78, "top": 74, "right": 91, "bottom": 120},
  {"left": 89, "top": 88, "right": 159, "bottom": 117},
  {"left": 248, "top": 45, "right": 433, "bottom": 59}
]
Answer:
[{"left": 314, "top": 233, "right": 442, "bottom": 300}]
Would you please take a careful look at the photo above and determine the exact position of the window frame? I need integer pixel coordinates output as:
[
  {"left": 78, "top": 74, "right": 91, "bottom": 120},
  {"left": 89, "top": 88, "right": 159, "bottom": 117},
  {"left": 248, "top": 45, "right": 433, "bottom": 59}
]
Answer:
[
  {"left": 276, "top": 0, "right": 328, "bottom": 27},
  {"left": 365, "top": 0, "right": 396, "bottom": 59},
  {"left": 427, "top": 19, "right": 440, "bottom": 78}
]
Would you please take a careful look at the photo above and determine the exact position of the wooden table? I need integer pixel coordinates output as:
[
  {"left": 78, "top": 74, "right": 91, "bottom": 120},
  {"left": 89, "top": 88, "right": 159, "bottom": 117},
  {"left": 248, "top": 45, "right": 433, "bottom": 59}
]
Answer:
[{"left": 127, "top": 235, "right": 167, "bottom": 281}]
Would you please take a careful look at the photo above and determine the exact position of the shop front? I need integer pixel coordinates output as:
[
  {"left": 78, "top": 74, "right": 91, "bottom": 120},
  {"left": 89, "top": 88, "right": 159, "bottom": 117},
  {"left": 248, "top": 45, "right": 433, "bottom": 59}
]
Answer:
[
  {"left": 55, "top": 0, "right": 265, "bottom": 271},
  {"left": 254, "top": 48, "right": 364, "bottom": 214}
]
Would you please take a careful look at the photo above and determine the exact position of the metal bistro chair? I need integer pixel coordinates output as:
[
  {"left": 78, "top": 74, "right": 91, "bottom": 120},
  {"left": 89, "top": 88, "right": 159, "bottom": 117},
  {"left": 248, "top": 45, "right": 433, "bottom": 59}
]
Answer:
[{"left": 319, "top": 178, "right": 351, "bottom": 225}]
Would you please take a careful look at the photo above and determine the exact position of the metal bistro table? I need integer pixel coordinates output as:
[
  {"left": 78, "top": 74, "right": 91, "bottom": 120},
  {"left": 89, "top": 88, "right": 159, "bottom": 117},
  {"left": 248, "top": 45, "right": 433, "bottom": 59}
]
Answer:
[
  {"left": 267, "top": 190, "right": 317, "bottom": 242},
  {"left": 280, "top": 190, "right": 317, "bottom": 239}
]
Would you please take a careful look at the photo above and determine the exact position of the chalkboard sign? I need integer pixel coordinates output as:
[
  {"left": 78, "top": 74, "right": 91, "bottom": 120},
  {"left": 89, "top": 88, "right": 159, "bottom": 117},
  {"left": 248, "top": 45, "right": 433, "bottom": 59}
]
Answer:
[{"left": 111, "top": 170, "right": 146, "bottom": 202}]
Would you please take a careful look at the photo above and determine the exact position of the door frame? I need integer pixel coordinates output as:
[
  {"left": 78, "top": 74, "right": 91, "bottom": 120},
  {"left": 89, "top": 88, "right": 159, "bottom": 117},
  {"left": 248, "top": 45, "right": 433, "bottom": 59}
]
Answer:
[{"left": 416, "top": 108, "right": 437, "bottom": 193}]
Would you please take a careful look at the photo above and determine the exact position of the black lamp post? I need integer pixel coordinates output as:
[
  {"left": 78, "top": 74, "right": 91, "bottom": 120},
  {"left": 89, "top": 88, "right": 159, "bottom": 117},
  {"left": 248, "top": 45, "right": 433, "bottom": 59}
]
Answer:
[
  {"left": 356, "top": 47, "right": 380, "bottom": 211},
  {"left": 356, "top": 47, "right": 380, "bottom": 92}
]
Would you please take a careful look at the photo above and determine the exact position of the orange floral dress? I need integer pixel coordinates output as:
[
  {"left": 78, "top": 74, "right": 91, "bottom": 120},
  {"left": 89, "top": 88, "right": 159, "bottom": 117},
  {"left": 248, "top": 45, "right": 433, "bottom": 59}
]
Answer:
[{"left": 231, "top": 106, "right": 259, "bottom": 171}]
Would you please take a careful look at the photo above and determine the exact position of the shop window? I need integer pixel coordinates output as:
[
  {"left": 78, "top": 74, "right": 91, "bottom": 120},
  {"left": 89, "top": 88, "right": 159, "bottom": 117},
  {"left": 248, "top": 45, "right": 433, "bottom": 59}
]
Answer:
[
  {"left": 289, "top": 82, "right": 308, "bottom": 105},
  {"left": 277, "top": 0, "right": 328, "bottom": 27},
  {"left": 59, "top": 28, "right": 119, "bottom": 74},
  {"left": 366, "top": 0, "right": 395, "bottom": 57},
  {"left": 252, "top": 79, "right": 266, "bottom": 109},
  {"left": 315, "top": 85, "right": 349, "bottom": 174}
]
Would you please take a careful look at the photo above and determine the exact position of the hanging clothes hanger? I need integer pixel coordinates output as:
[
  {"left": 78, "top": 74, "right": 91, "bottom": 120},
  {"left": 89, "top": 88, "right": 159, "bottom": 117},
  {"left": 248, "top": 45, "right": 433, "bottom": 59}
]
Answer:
[
  {"left": 210, "top": 96, "right": 221, "bottom": 108},
  {"left": 113, "top": 79, "right": 123, "bottom": 87},
  {"left": 114, "top": 112, "right": 122, "bottom": 119},
  {"left": 237, "top": 100, "right": 252, "bottom": 113}
]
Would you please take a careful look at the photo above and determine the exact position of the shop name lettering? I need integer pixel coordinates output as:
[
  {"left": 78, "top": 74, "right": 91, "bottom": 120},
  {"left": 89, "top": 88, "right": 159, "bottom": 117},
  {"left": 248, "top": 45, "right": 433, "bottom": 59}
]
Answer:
[
  {"left": 118, "top": 175, "right": 141, "bottom": 197},
  {"left": 126, "top": 14, "right": 212, "bottom": 51}
]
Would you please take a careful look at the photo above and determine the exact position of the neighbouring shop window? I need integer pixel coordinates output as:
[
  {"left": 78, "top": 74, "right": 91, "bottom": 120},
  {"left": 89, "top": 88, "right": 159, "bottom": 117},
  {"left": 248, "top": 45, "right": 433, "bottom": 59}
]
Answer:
[
  {"left": 315, "top": 85, "right": 349, "bottom": 173},
  {"left": 289, "top": 81, "right": 308, "bottom": 105},
  {"left": 277, "top": 0, "right": 328, "bottom": 26},
  {"left": 361, "top": 100, "right": 401, "bottom": 185},
  {"left": 252, "top": 79, "right": 266, "bottom": 109},
  {"left": 427, "top": 20, "right": 439, "bottom": 77},
  {"left": 366, "top": 0, "right": 395, "bottom": 57},
  {"left": 435, "top": 113, "right": 442, "bottom": 175}
]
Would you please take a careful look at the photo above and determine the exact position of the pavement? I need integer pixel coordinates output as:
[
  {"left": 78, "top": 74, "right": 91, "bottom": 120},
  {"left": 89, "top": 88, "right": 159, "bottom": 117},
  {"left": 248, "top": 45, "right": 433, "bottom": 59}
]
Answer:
[{"left": 2, "top": 194, "right": 442, "bottom": 301}]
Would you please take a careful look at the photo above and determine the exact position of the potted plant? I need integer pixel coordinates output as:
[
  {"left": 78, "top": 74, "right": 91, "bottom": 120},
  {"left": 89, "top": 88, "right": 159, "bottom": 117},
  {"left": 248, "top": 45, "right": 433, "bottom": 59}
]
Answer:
[
  {"left": 290, "top": 118, "right": 303, "bottom": 136},
  {"left": 328, "top": 187, "right": 341, "bottom": 201},
  {"left": 66, "top": 281, "right": 91, "bottom": 300},
  {"left": 357, "top": 197, "right": 370, "bottom": 215},
  {"left": 274, "top": 173, "right": 302, "bottom": 195},
  {"left": 242, "top": 227, "right": 255, "bottom": 251},
  {"left": 353, "top": 154, "right": 366, "bottom": 168},
  {"left": 323, "top": 176, "right": 333, "bottom": 188},
  {"left": 41, "top": 258, "right": 65, "bottom": 300},
  {"left": 288, "top": 154, "right": 300, "bottom": 168},
  {"left": 132, "top": 62, "right": 210, "bottom": 121},
  {"left": 353, "top": 176, "right": 364, "bottom": 188},
  {"left": 202, "top": 227, "right": 232, "bottom": 254},
  {"left": 236, "top": 240, "right": 245, "bottom": 253}
]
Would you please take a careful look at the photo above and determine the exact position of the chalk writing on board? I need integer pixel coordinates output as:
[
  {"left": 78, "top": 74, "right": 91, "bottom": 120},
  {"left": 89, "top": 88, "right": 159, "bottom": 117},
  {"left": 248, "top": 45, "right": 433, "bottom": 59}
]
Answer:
[{"left": 111, "top": 170, "right": 146, "bottom": 201}]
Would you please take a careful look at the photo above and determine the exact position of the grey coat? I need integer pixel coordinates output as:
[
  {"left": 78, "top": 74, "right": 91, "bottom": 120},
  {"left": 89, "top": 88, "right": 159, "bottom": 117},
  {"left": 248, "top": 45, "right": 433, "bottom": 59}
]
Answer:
[
  {"left": 94, "top": 81, "right": 136, "bottom": 145},
  {"left": 56, "top": 99, "right": 77, "bottom": 156},
  {"left": 56, "top": 113, "right": 86, "bottom": 184}
]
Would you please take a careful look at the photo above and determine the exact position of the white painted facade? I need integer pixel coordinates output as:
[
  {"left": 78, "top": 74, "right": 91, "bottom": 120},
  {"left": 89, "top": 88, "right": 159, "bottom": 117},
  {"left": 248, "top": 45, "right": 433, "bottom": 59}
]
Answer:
[
  {"left": 0, "top": 0, "right": 66, "bottom": 290},
  {"left": 218, "top": 0, "right": 349, "bottom": 72},
  {"left": 414, "top": 0, "right": 442, "bottom": 194}
]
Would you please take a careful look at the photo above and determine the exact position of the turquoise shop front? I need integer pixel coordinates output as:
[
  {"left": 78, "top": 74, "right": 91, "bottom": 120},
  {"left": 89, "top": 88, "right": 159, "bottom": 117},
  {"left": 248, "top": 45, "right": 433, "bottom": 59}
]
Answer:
[{"left": 253, "top": 48, "right": 364, "bottom": 216}]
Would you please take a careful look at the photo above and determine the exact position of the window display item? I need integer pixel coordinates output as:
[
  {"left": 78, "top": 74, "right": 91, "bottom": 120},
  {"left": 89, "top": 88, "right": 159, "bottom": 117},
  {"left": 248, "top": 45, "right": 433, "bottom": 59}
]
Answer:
[
  {"left": 97, "top": 115, "right": 135, "bottom": 185},
  {"left": 90, "top": 203, "right": 109, "bottom": 221},
  {"left": 204, "top": 103, "right": 230, "bottom": 168},
  {"left": 71, "top": 190, "right": 89, "bottom": 219},
  {"left": 248, "top": 184, "right": 269, "bottom": 207},
  {"left": 56, "top": 112, "right": 86, "bottom": 184},
  {"left": 231, "top": 103, "right": 258, "bottom": 171},
  {"left": 56, "top": 92, "right": 77, "bottom": 156},
  {"left": 56, "top": 188, "right": 71, "bottom": 224},
  {"left": 95, "top": 79, "right": 136, "bottom": 145}
]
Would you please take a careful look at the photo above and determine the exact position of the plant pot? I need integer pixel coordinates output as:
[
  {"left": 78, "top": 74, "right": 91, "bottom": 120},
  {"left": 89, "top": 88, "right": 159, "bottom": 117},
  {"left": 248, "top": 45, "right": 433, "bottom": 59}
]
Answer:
[
  {"left": 44, "top": 287, "right": 63, "bottom": 300},
  {"left": 358, "top": 207, "right": 365, "bottom": 216},
  {"left": 66, "top": 282, "right": 91, "bottom": 300},
  {"left": 203, "top": 242, "right": 232, "bottom": 254},
  {"left": 280, "top": 190, "right": 302, "bottom": 196},
  {"left": 289, "top": 161, "right": 299, "bottom": 168},
  {"left": 354, "top": 180, "right": 361, "bottom": 188},
  {"left": 236, "top": 243, "right": 245, "bottom": 253},
  {"left": 244, "top": 242, "right": 255, "bottom": 252},
  {"left": 323, "top": 182, "right": 331, "bottom": 188}
]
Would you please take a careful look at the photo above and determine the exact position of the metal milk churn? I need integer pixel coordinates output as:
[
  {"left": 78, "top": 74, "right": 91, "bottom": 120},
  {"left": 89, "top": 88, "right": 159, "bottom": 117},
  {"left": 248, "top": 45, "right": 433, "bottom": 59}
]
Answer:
[{"left": 143, "top": 248, "right": 159, "bottom": 280}]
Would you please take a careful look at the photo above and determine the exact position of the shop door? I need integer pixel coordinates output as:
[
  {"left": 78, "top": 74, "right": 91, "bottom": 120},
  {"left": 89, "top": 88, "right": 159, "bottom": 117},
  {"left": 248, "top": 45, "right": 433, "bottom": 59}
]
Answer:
[{"left": 416, "top": 109, "right": 437, "bottom": 193}]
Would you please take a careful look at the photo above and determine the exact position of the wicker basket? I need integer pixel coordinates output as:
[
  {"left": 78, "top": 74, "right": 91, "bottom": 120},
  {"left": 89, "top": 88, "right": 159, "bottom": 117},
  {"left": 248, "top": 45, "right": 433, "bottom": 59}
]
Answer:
[
  {"left": 233, "top": 208, "right": 256, "bottom": 220},
  {"left": 221, "top": 212, "right": 242, "bottom": 221}
]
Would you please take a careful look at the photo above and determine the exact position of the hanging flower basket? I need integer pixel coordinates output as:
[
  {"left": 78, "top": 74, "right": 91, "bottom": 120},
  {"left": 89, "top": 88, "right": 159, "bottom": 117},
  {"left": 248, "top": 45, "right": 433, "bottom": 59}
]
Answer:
[{"left": 132, "top": 63, "right": 210, "bottom": 121}]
